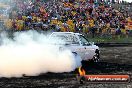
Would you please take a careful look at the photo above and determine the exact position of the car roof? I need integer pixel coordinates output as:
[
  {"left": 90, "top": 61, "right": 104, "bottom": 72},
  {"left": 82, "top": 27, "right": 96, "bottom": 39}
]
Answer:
[{"left": 51, "top": 32, "right": 82, "bottom": 35}]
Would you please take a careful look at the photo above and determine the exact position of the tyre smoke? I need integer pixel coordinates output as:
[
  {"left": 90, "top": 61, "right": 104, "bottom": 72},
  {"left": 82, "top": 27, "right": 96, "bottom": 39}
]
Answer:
[{"left": 0, "top": 31, "right": 82, "bottom": 77}]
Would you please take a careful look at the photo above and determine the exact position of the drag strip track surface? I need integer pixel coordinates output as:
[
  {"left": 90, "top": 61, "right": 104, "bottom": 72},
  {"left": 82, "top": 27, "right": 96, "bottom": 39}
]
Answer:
[{"left": 0, "top": 47, "right": 132, "bottom": 88}]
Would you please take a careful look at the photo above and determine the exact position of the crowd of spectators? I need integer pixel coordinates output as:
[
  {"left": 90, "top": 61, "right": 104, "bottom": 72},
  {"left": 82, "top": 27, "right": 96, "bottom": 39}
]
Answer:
[{"left": 4, "top": 0, "right": 132, "bottom": 38}]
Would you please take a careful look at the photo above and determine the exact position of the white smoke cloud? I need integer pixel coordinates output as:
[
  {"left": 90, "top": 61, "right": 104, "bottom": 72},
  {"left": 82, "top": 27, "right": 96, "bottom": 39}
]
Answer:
[{"left": 0, "top": 30, "right": 82, "bottom": 77}]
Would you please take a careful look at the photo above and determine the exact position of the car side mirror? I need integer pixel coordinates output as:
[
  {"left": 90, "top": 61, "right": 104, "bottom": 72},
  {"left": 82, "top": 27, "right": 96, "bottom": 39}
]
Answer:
[
  {"left": 89, "top": 42, "right": 94, "bottom": 45},
  {"left": 65, "top": 43, "right": 70, "bottom": 46},
  {"left": 83, "top": 42, "right": 90, "bottom": 46}
]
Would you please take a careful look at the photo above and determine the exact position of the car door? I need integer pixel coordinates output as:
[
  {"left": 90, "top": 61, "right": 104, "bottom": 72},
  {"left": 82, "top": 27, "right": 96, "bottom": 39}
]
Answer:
[
  {"left": 79, "top": 35, "right": 95, "bottom": 60},
  {"left": 70, "top": 45, "right": 86, "bottom": 60},
  {"left": 65, "top": 34, "right": 85, "bottom": 60}
]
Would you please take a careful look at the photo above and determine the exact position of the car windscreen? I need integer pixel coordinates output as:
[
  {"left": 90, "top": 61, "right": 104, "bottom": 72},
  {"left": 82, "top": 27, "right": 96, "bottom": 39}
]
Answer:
[{"left": 79, "top": 35, "right": 90, "bottom": 46}]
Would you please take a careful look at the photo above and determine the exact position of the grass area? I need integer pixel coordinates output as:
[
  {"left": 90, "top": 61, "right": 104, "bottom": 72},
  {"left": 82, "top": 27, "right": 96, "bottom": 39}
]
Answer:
[{"left": 87, "top": 36, "right": 132, "bottom": 43}]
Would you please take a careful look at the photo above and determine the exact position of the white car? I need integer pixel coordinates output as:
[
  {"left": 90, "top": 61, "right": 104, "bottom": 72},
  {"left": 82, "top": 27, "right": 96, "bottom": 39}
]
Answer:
[{"left": 49, "top": 32, "right": 100, "bottom": 62}]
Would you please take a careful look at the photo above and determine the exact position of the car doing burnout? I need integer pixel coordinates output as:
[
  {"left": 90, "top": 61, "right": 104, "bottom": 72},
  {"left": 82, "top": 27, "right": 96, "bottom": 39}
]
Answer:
[{"left": 49, "top": 32, "right": 100, "bottom": 62}]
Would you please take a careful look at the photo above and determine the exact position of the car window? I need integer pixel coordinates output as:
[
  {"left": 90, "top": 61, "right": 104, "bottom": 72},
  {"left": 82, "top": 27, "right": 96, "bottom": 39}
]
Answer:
[
  {"left": 51, "top": 34, "right": 80, "bottom": 44},
  {"left": 79, "top": 35, "right": 90, "bottom": 46}
]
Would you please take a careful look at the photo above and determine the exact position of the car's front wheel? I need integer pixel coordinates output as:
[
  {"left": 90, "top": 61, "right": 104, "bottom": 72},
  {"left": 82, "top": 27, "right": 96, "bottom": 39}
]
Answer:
[{"left": 92, "top": 49, "right": 100, "bottom": 62}]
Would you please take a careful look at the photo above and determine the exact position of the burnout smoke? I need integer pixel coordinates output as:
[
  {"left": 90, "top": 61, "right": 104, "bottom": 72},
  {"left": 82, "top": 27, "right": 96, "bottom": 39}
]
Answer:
[{"left": 0, "top": 31, "right": 82, "bottom": 77}]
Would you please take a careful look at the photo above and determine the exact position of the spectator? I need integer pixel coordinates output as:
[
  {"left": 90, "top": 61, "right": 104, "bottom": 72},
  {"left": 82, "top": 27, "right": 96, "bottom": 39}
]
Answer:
[{"left": 3, "top": 0, "right": 131, "bottom": 38}]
